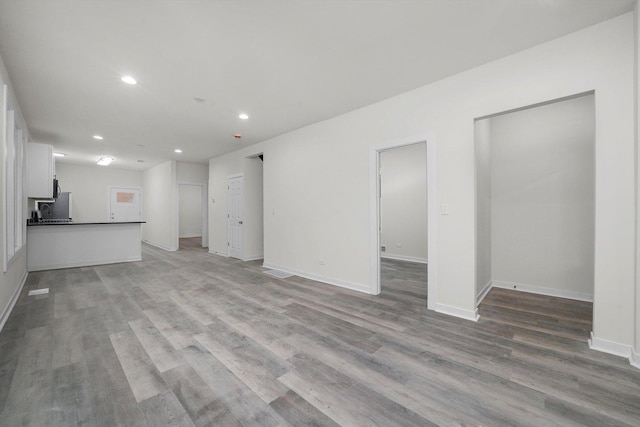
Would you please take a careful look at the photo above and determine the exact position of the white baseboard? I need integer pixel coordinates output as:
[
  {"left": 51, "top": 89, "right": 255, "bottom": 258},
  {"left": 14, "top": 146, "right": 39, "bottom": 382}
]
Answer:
[
  {"left": 588, "top": 332, "right": 633, "bottom": 359},
  {"left": 209, "top": 250, "right": 228, "bottom": 257},
  {"left": 262, "top": 262, "right": 371, "bottom": 294},
  {"left": 0, "top": 270, "right": 28, "bottom": 333},
  {"left": 143, "top": 240, "right": 177, "bottom": 252},
  {"left": 476, "top": 281, "right": 493, "bottom": 305},
  {"left": 29, "top": 256, "right": 142, "bottom": 272},
  {"left": 381, "top": 254, "right": 428, "bottom": 264},
  {"left": 179, "top": 235, "right": 202, "bottom": 239},
  {"left": 492, "top": 280, "right": 593, "bottom": 302},
  {"left": 243, "top": 255, "right": 264, "bottom": 262},
  {"left": 630, "top": 349, "right": 640, "bottom": 369},
  {"left": 434, "top": 302, "right": 479, "bottom": 322}
]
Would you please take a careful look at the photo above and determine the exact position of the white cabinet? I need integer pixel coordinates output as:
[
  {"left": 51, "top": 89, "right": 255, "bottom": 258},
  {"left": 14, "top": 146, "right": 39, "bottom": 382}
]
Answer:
[{"left": 27, "top": 142, "right": 54, "bottom": 198}]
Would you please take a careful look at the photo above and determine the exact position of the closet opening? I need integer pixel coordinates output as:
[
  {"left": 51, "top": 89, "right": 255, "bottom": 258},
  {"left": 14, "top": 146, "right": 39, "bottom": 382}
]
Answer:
[{"left": 475, "top": 92, "right": 595, "bottom": 340}]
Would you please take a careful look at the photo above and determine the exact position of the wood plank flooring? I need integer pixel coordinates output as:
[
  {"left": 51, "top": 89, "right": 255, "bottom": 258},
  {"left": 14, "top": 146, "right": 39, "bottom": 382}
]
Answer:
[
  {"left": 179, "top": 237, "right": 205, "bottom": 251},
  {"left": 1, "top": 243, "right": 639, "bottom": 426}
]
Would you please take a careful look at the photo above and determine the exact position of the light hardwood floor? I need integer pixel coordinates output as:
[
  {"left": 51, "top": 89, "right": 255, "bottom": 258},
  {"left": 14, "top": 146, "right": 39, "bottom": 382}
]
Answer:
[{"left": 0, "top": 241, "right": 639, "bottom": 426}]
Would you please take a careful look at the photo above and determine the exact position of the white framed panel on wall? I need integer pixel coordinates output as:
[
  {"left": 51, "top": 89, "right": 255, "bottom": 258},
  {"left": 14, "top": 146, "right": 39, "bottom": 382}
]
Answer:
[
  {"left": 4, "top": 108, "right": 15, "bottom": 269},
  {"left": 15, "top": 128, "right": 24, "bottom": 251},
  {"left": 2, "top": 85, "right": 26, "bottom": 272}
]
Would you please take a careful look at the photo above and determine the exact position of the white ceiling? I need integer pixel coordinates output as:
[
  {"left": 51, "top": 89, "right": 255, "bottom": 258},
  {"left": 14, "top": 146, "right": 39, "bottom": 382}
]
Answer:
[{"left": 0, "top": 0, "right": 634, "bottom": 170}]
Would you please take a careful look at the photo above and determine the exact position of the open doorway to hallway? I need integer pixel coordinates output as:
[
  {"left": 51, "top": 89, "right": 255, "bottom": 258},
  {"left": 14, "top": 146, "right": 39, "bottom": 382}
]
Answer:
[
  {"left": 378, "top": 142, "right": 428, "bottom": 306},
  {"left": 178, "top": 236, "right": 207, "bottom": 252},
  {"left": 178, "top": 183, "right": 206, "bottom": 250}
]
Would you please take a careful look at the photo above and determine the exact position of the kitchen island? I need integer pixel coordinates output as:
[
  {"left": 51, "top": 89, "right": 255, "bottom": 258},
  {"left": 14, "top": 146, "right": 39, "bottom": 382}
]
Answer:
[{"left": 27, "top": 221, "right": 145, "bottom": 271}]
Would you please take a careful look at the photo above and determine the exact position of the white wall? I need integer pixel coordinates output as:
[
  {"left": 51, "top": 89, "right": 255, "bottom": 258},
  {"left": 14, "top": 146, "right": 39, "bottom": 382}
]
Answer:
[
  {"left": 475, "top": 119, "right": 492, "bottom": 298},
  {"left": 54, "top": 163, "right": 142, "bottom": 222},
  {"left": 178, "top": 184, "right": 202, "bottom": 238},
  {"left": 0, "top": 53, "right": 28, "bottom": 331},
  {"left": 490, "top": 94, "right": 595, "bottom": 299},
  {"left": 142, "top": 160, "right": 177, "bottom": 251},
  {"left": 176, "top": 161, "right": 208, "bottom": 183},
  {"left": 209, "top": 155, "right": 243, "bottom": 256},
  {"left": 207, "top": 155, "right": 264, "bottom": 259},
  {"left": 380, "top": 143, "right": 427, "bottom": 263},
  {"left": 243, "top": 156, "right": 264, "bottom": 261},
  {"left": 209, "top": 14, "right": 635, "bottom": 350}
]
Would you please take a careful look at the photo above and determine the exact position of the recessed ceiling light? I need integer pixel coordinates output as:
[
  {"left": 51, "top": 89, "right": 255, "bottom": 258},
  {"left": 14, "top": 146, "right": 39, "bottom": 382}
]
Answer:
[
  {"left": 97, "top": 156, "right": 114, "bottom": 166},
  {"left": 121, "top": 75, "right": 137, "bottom": 85},
  {"left": 174, "top": 149, "right": 182, "bottom": 153},
  {"left": 93, "top": 135, "right": 104, "bottom": 140},
  {"left": 239, "top": 113, "right": 249, "bottom": 120},
  {"left": 53, "top": 152, "right": 66, "bottom": 157}
]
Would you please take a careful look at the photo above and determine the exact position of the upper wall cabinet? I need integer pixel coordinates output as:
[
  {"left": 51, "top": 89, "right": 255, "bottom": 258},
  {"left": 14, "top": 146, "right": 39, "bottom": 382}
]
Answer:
[{"left": 27, "top": 142, "right": 54, "bottom": 198}]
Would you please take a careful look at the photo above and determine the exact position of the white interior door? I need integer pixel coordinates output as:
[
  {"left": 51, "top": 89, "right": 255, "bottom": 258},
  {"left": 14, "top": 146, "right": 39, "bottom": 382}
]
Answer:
[
  {"left": 110, "top": 187, "right": 142, "bottom": 222},
  {"left": 227, "top": 176, "right": 243, "bottom": 259}
]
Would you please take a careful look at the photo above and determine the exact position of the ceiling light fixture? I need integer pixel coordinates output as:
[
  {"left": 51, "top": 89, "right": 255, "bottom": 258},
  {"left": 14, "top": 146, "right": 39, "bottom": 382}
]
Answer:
[
  {"left": 174, "top": 149, "right": 182, "bottom": 153},
  {"left": 93, "top": 135, "right": 104, "bottom": 140},
  {"left": 239, "top": 113, "right": 249, "bottom": 120},
  {"left": 121, "top": 75, "right": 137, "bottom": 85},
  {"left": 97, "top": 156, "right": 114, "bottom": 166},
  {"left": 53, "top": 152, "right": 66, "bottom": 157}
]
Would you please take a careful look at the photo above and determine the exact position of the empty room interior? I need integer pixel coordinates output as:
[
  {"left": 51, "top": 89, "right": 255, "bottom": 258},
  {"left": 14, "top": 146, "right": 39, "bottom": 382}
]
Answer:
[{"left": 1, "top": 1, "right": 640, "bottom": 425}]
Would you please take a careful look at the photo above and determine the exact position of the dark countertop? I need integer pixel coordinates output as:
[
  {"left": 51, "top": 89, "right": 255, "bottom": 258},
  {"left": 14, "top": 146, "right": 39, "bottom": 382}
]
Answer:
[{"left": 27, "top": 221, "right": 146, "bottom": 226}]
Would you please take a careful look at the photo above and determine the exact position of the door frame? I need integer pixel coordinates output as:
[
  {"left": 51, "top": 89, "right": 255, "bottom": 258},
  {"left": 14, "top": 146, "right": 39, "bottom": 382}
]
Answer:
[
  {"left": 227, "top": 174, "right": 244, "bottom": 258},
  {"left": 108, "top": 186, "right": 142, "bottom": 222},
  {"left": 369, "top": 135, "right": 437, "bottom": 310},
  {"left": 243, "top": 154, "right": 264, "bottom": 261},
  {"left": 175, "top": 182, "right": 208, "bottom": 249}
]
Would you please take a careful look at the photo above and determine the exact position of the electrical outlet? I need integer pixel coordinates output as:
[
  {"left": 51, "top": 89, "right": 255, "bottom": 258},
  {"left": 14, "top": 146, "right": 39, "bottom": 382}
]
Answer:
[
  {"left": 381, "top": 245, "right": 386, "bottom": 252},
  {"left": 319, "top": 259, "right": 326, "bottom": 266}
]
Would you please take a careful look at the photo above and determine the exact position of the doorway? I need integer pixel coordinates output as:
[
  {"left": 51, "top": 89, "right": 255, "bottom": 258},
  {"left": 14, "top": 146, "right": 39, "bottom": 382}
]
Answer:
[
  {"left": 379, "top": 143, "right": 428, "bottom": 303},
  {"left": 474, "top": 93, "right": 595, "bottom": 320},
  {"left": 242, "top": 155, "right": 264, "bottom": 261},
  {"left": 178, "top": 183, "right": 206, "bottom": 250},
  {"left": 370, "top": 137, "right": 437, "bottom": 309}
]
